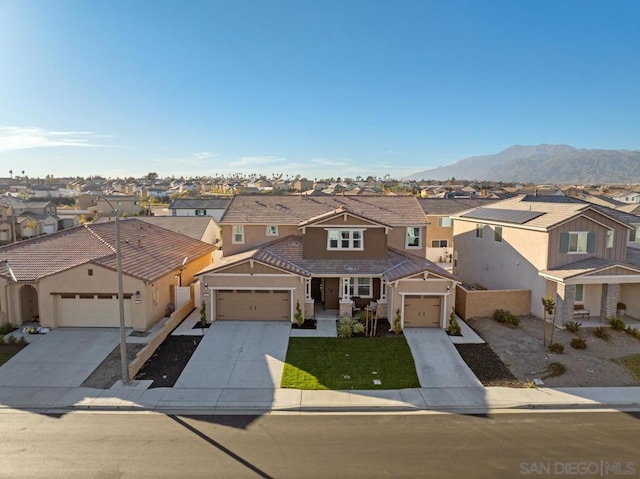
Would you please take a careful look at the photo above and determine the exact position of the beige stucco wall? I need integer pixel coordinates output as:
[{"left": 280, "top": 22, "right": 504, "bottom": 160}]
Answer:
[
  {"left": 454, "top": 220, "right": 549, "bottom": 318},
  {"left": 620, "top": 284, "right": 640, "bottom": 320},
  {"left": 426, "top": 215, "right": 454, "bottom": 248}
]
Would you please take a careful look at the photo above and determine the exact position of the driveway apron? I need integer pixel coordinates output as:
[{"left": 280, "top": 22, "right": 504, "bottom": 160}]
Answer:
[
  {"left": 0, "top": 328, "right": 121, "bottom": 387},
  {"left": 404, "top": 329, "right": 482, "bottom": 388},
  {"left": 175, "top": 321, "right": 291, "bottom": 389}
]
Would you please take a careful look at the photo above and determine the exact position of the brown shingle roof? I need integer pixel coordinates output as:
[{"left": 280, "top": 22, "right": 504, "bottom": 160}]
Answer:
[
  {"left": 0, "top": 218, "right": 215, "bottom": 283},
  {"left": 418, "top": 198, "right": 498, "bottom": 215},
  {"left": 539, "top": 256, "right": 640, "bottom": 280},
  {"left": 220, "top": 195, "right": 428, "bottom": 226}
]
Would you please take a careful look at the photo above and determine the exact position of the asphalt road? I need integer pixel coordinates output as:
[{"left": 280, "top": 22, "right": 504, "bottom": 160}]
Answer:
[{"left": 0, "top": 410, "right": 638, "bottom": 478}]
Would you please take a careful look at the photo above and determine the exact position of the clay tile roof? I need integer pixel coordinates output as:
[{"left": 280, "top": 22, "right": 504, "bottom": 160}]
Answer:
[
  {"left": 220, "top": 195, "right": 428, "bottom": 226},
  {"left": 0, "top": 218, "right": 215, "bottom": 283}
]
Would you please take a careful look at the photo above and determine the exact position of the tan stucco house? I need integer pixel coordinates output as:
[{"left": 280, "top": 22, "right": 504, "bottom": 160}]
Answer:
[
  {"left": 0, "top": 219, "right": 215, "bottom": 331},
  {"left": 198, "top": 195, "right": 459, "bottom": 329},
  {"left": 451, "top": 195, "right": 640, "bottom": 323}
]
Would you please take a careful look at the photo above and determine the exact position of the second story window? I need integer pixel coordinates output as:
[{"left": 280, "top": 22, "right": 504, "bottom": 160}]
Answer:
[
  {"left": 195, "top": 209, "right": 207, "bottom": 216},
  {"left": 606, "top": 230, "right": 614, "bottom": 248},
  {"left": 327, "top": 229, "right": 364, "bottom": 250},
  {"left": 630, "top": 226, "right": 640, "bottom": 242},
  {"left": 406, "top": 227, "right": 422, "bottom": 248},
  {"left": 232, "top": 225, "right": 244, "bottom": 244},
  {"left": 266, "top": 225, "right": 279, "bottom": 236},
  {"left": 438, "top": 217, "right": 453, "bottom": 227},
  {"left": 568, "top": 232, "right": 588, "bottom": 253},
  {"left": 560, "top": 231, "right": 595, "bottom": 254}
]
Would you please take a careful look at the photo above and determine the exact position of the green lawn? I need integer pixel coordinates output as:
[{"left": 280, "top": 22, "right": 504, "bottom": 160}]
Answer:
[
  {"left": 621, "top": 354, "right": 640, "bottom": 382},
  {"left": 281, "top": 336, "right": 420, "bottom": 390}
]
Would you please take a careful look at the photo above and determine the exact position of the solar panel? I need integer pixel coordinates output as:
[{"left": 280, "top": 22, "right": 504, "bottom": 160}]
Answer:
[{"left": 461, "top": 207, "right": 545, "bottom": 224}]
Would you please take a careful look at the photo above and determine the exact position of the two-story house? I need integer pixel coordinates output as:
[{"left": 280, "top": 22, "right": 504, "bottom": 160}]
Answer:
[
  {"left": 169, "top": 197, "right": 231, "bottom": 222},
  {"left": 198, "top": 195, "right": 458, "bottom": 329},
  {"left": 451, "top": 195, "right": 640, "bottom": 323}
]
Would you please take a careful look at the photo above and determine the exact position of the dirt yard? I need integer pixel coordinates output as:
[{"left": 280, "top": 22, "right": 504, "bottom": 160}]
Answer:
[{"left": 466, "top": 316, "right": 640, "bottom": 387}]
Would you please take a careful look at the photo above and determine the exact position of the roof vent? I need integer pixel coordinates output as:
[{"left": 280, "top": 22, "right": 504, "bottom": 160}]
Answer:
[
  {"left": 344, "top": 266, "right": 356, "bottom": 271},
  {"left": 288, "top": 241, "right": 299, "bottom": 246}
]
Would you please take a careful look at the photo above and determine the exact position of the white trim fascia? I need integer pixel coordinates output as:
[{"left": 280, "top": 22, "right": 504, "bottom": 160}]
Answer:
[
  {"left": 451, "top": 216, "right": 549, "bottom": 232},
  {"left": 203, "top": 273, "right": 298, "bottom": 277},
  {"left": 398, "top": 292, "right": 451, "bottom": 296},
  {"left": 210, "top": 286, "right": 297, "bottom": 290},
  {"left": 565, "top": 275, "right": 640, "bottom": 285}
]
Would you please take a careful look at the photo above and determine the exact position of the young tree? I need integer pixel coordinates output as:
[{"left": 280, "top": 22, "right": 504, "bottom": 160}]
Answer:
[{"left": 541, "top": 295, "right": 556, "bottom": 346}]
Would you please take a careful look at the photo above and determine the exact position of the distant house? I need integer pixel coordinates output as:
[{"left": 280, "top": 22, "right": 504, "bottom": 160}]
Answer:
[
  {"left": 168, "top": 197, "right": 231, "bottom": 222},
  {"left": 126, "top": 216, "right": 220, "bottom": 245},
  {"left": 611, "top": 192, "right": 640, "bottom": 204}
]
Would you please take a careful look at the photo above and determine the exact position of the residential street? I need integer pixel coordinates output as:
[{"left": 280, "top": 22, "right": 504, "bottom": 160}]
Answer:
[{"left": 0, "top": 411, "right": 638, "bottom": 478}]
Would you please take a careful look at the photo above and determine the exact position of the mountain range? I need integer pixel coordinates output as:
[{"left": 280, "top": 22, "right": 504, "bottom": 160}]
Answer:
[{"left": 405, "top": 144, "right": 640, "bottom": 184}]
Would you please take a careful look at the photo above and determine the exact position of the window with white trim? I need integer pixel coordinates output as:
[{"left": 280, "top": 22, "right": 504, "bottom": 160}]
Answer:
[
  {"left": 327, "top": 229, "right": 363, "bottom": 250},
  {"left": 630, "top": 226, "right": 640, "bottom": 242},
  {"left": 349, "top": 277, "right": 372, "bottom": 298},
  {"left": 431, "top": 239, "right": 448, "bottom": 248},
  {"left": 195, "top": 209, "right": 207, "bottom": 216},
  {"left": 568, "top": 232, "right": 588, "bottom": 253},
  {"left": 266, "top": 225, "right": 279, "bottom": 236},
  {"left": 438, "top": 217, "right": 453, "bottom": 227},
  {"left": 232, "top": 225, "right": 244, "bottom": 244},
  {"left": 606, "top": 230, "right": 614, "bottom": 248},
  {"left": 406, "top": 227, "right": 422, "bottom": 248}
]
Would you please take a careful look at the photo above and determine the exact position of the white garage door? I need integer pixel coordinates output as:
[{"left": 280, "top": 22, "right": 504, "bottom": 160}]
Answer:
[
  {"left": 216, "top": 290, "right": 290, "bottom": 321},
  {"left": 58, "top": 294, "right": 133, "bottom": 327}
]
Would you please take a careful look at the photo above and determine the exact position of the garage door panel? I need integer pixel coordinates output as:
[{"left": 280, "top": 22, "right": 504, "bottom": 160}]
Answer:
[
  {"left": 404, "top": 295, "right": 441, "bottom": 328},
  {"left": 58, "top": 295, "right": 132, "bottom": 327},
  {"left": 216, "top": 290, "right": 290, "bottom": 321}
]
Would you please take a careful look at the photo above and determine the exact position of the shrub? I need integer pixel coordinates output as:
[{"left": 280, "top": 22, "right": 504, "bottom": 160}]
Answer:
[
  {"left": 625, "top": 326, "right": 640, "bottom": 341},
  {"left": 294, "top": 301, "right": 304, "bottom": 327},
  {"left": 544, "top": 362, "right": 567, "bottom": 378},
  {"left": 0, "top": 323, "right": 15, "bottom": 335},
  {"left": 16, "top": 336, "right": 28, "bottom": 347},
  {"left": 570, "top": 337, "right": 587, "bottom": 350},
  {"left": 607, "top": 317, "right": 625, "bottom": 331},
  {"left": 337, "top": 316, "right": 354, "bottom": 338},
  {"left": 0, "top": 334, "right": 4, "bottom": 344},
  {"left": 6, "top": 335, "right": 17, "bottom": 345},
  {"left": 564, "top": 321, "right": 582, "bottom": 333},
  {"left": 493, "top": 309, "right": 520, "bottom": 326},
  {"left": 392, "top": 309, "right": 403, "bottom": 334},
  {"left": 593, "top": 327, "right": 611, "bottom": 341},
  {"left": 548, "top": 343, "right": 564, "bottom": 354},
  {"left": 447, "top": 309, "right": 461, "bottom": 336},
  {"left": 352, "top": 321, "right": 365, "bottom": 334}
]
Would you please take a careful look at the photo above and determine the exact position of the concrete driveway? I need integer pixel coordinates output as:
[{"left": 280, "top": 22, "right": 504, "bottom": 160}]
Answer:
[
  {"left": 404, "top": 329, "right": 482, "bottom": 388},
  {"left": 175, "top": 321, "right": 291, "bottom": 389},
  {"left": 0, "top": 328, "right": 121, "bottom": 387}
]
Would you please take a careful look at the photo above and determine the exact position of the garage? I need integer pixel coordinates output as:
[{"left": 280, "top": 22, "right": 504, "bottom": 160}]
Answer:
[
  {"left": 404, "top": 295, "right": 442, "bottom": 328},
  {"left": 216, "top": 290, "right": 291, "bottom": 321},
  {"left": 57, "top": 293, "right": 133, "bottom": 327}
]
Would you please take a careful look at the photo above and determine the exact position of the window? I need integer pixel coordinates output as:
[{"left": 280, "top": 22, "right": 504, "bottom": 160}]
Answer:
[
  {"left": 327, "top": 229, "right": 363, "bottom": 250},
  {"left": 575, "top": 284, "right": 584, "bottom": 303},
  {"left": 266, "top": 225, "right": 279, "bottom": 236},
  {"left": 438, "top": 217, "right": 453, "bottom": 227},
  {"left": 606, "top": 230, "right": 614, "bottom": 248},
  {"left": 406, "top": 227, "right": 422, "bottom": 248},
  {"left": 195, "top": 209, "right": 207, "bottom": 216},
  {"left": 568, "top": 232, "right": 588, "bottom": 253},
  {"left": 88, "top": 269, "right": 93, "bottom": 276},
  {"left": 494, "top": 226, "right": 503, "bottom": 242},
  {"left": 431, "top": 239, "right": 448, "bottom": 248},
  {"left": 232, "top": 225, "right": 244, "bottom": 244},
  {"left": 349, "top": 277, "right": 372, "bottom": 297},
  {"left": 475, "top": 224, "right": 483, "bottom": 238},
  {"left": 631, "top": 226, "right": 640, "bottom": 242}
]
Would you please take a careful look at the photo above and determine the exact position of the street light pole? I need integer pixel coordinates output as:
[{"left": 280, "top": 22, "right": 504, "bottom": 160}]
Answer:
[{"left": 96, "top": 195, "right": 130, "bottom": 384}]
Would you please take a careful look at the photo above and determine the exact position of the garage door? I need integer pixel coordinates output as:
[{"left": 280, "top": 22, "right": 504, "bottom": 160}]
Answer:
[
  {"left": 404, "top": 295, "right": 441, "bottom": 328},
  {"left": 58, "top": 294, "right": 133, "bottom": 327},
  {"left": 216, "top": 290, "right": 290, "bottom": 321}
]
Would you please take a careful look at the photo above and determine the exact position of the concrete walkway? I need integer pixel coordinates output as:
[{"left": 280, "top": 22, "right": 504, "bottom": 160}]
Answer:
[
  {"left": 404, "top": 329, "right": 483, "bottom": 388},
  {"left": 174, "top": 321, "right": 291, "bottom": 389}
]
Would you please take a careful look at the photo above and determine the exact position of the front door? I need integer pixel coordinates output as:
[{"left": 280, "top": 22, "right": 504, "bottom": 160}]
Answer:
[{"left": 324, "top": 278, "right": 340, "bottom": 310}]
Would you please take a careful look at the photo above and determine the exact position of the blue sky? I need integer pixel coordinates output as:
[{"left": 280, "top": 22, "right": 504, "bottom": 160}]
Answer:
[{"left": 1, "top": 0, "right": 639, "bottom": 180}]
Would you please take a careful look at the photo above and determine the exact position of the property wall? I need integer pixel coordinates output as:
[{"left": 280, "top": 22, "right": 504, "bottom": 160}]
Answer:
[
  {"left": 221, "top": 224, "right": 300, "bottom": 256},
  {"left": 455, "top": 285, "right": 531, "bottom": 320},
  {"left": 453, "top": 220, "right": 548, "bottom": 317}
]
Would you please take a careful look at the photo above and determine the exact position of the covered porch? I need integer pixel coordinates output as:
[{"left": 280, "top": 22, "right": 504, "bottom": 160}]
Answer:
[{"left": 304, "top": 276, "right": 388, "bottom": 320}]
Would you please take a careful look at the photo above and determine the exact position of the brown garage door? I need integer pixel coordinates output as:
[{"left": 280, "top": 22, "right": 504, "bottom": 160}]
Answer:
[
  {"left": 216, "top": 290, "right": 290, "bottom": 321},
  {"left": 404, "top": 295, "right": 441, "bottom": 327}
]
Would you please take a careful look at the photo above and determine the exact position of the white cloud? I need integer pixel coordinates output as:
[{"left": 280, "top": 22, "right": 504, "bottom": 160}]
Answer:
[{"left": 0, "top": 126, "right": 113, "bottom": 153}]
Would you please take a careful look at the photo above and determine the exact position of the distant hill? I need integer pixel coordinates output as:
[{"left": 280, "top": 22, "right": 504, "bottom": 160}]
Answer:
[{"left": 406, "top": 144, "right": 640, "bottom": 183}]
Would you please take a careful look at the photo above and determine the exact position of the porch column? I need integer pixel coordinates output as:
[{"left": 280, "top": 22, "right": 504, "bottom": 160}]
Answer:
[
  {"left": 376, "top": 280, "right": 388, "bottom": 319},
  {"left": 304, "top": 278, "right": 314, "bottom": 319},
  {"left": 600, "top": 283, "right": 619, "bottom": 320},
  {"left": 555, "top": 283, "right": 575, "bottom": 324},
  {"left": 339, "top": 277, "right": 353, "bottom": 318}
]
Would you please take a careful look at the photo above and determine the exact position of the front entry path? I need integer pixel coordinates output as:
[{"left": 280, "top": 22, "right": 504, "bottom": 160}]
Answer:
[
  {"left": 404, "top": 329, "right": 482, "bottom": 388},
  {"left": 175, "top": 321, "right": 291, "bottom": 389}
]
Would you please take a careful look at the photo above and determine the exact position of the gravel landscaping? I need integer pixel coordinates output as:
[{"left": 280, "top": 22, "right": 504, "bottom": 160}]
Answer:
[{"left": 466, "top": 316, "right": 640, "bottom": 387}]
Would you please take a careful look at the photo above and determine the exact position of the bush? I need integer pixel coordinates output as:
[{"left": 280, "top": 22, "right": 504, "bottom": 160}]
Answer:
[
  {"left": 294, "top": 301, "right": 304, "bottom": 327},
  {"left": 392, "top": 309, "right": 403, "bottom": 334},
  {"left": 0, "top": 334, "right": 4, "bottom": 344},
  {"left": 6, "top": 335, "right": 17, "bottom": 345},
  {"left": 544, "top": 362, "right": 567, "bottom": 378},
  {"left": 570, "top": 337, "right": 587, "bottom": 350},
  {"left": 624, "top": 326, "right": 640, "bottom": 340},
  {"left": 548, "top": 343, "right": 565, "bottom": 354},
  {"left": 16, "top": 336, "right": 28, "bottom": 347},
  {"left": 447, "top": 309, "right": 461, "bottom": 336},
  {"left": 493, "top": 309, "right": 520, "bottom": 326},
  {"left": 607, "top": 317, "right": 625, "bottom": 331},
  {"left": 0, "top": 323, "right": 15, "bottom": 335},
  {"left": 337, "top": 316, "right": 354, "bottom": 338},
  {"left": 593, "top": 327, "right": 611, "bottom": 341},
  {"left": 564, "top": 321, "right": 582, "bottom": 333},
  {"left": 352, "top": 321, "right": 365, "bottom": 335}
]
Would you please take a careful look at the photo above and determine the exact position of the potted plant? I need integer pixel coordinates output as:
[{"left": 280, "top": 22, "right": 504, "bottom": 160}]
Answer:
[{"left": 617, "top": 302, "right": 627, "bottom": 317}]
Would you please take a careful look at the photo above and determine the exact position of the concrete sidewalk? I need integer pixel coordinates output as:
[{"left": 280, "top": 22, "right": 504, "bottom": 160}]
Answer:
[{"left": 0, "top": 384, "right": 638, "bottom": 414}]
